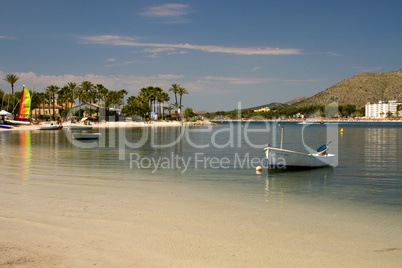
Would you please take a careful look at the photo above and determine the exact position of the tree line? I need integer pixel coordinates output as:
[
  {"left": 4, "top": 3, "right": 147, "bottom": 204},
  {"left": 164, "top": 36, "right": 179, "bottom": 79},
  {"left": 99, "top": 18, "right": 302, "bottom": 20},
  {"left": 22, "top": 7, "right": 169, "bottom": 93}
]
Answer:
[
  {"left": 205, "top": 104, "right": 371, "bottom": 120},
  {"left": 1, "top": 74, "right": 189, "bottom": 121}
]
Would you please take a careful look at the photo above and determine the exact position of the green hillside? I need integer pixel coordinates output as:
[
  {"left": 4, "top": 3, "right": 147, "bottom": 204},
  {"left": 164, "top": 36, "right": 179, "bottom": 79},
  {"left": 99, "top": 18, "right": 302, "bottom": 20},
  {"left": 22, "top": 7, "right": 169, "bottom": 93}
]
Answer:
[{"left": 291, "top": 70, "right": 402, "bottom": 108}]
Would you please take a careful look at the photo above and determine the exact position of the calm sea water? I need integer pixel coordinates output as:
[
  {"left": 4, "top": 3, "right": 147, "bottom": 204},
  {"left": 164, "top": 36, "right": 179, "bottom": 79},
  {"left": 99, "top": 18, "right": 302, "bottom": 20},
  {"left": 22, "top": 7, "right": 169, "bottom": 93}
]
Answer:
[{"left": 1, "top": 122, "right": 401, "bottom": 213}]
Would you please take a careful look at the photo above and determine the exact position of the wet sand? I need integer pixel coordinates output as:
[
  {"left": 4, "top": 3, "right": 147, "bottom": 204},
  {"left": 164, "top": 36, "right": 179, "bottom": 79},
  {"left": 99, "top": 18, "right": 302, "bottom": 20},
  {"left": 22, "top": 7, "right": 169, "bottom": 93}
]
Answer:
[{"left": 1, "top": 173, "right": 401, "bottom": 267}]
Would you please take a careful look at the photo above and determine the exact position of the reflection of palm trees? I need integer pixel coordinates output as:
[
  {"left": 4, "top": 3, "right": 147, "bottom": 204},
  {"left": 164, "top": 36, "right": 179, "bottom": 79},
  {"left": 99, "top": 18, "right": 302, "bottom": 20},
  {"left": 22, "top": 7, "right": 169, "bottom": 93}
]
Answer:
[{"left": 3, "top": 74, "right": 19, "bottom": 116}]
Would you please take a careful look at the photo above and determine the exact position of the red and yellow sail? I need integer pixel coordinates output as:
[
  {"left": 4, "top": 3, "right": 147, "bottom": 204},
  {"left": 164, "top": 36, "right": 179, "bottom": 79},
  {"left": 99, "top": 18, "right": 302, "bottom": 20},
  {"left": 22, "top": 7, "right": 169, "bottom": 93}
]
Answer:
[{"left": 18, "top": 86, "right": 31, "bottom": 120}]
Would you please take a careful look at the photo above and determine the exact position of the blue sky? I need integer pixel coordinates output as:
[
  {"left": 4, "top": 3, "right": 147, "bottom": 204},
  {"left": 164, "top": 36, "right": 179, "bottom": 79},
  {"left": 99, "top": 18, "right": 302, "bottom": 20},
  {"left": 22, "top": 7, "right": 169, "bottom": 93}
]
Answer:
[{"left": 0, "top": 0, "right": 401, "bottom": 112}]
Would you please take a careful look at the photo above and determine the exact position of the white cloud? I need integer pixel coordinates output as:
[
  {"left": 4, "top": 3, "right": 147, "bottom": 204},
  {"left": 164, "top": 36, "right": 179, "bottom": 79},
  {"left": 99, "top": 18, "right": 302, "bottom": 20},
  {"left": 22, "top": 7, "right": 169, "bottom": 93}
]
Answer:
[
  {"left": 0, "top": 71, "right": 186, "bottom": 96},
  {"left": 202, "top": 76, "right": 278, "bottom": 84},
  {"left": 80, "top": 35, "right": 303, "bottom": 56},
  {"left": 141, "top": 4, "right": 191, "bottom": 24},
  {"left": 105, "top": 58, "right": 116, "bottom": 62},
  {"left": 158, "top": 74, "right": 184, "bottom": 79},
  {"left": 105, "top": 60, "right": 137, "bottom": 67},
  {"left": 141, "top": 4, "right": 190, "bottom": 18},
  {"left": 0, "top": 35, "right": 17, "bottom": 40}
]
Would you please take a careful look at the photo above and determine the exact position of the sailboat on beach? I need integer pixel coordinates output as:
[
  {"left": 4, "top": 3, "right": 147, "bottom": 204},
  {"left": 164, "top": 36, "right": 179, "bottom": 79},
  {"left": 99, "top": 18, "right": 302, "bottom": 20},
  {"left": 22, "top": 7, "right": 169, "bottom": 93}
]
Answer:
[{"left": 5, "top": 86, "right": 32, "bottom": 125}]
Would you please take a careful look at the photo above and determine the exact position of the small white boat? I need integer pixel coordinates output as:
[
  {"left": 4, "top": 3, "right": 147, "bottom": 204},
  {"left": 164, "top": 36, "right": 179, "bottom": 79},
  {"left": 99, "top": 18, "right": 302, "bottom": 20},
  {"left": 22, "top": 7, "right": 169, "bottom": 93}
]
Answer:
[
  {"left": 36, "top": 124, "right": 63, "bottom": 130},
  {"left": 297, "top": 120, "right": 325, "bottom": 125},
  {"left": 65, "top": 125, "right": 93, "bottom": 130},
  {"left": 263, "top": 146, "right": 335, "bottom": 169},
  {"left": 263, "top": 127, "right": 334, "bottom": 169},
  {"left": 4, "top": 119, "right": 31, "bottom": 125},
  {"left": 73, "top": 133, "right": 101, "bottom": 140}
]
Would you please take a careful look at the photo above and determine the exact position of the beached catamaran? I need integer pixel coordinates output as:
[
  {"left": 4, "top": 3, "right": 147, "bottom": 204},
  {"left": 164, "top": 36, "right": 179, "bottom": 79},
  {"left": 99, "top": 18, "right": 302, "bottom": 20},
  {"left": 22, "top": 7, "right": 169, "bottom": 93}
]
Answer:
[{"left": 5, "top": 86, "right": 32, "bottom": 125}]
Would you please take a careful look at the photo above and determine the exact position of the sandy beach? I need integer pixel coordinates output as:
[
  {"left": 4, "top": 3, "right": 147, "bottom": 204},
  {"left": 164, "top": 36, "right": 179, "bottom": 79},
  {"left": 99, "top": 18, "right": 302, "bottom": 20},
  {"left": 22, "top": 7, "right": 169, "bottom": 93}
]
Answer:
[
  {"left": 0, "top": 121, "right": 197, "bottom": 132},
  {"left": 1, "top": 173, "right": 401, "bottom": 267}
]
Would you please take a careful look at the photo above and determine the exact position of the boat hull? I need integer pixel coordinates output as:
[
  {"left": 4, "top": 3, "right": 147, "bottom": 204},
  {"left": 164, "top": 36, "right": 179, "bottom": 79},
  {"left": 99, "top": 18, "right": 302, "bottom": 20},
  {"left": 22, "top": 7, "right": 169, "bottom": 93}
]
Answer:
[
  {"left": 4, "top": 120, "right": 31, "bottom": 125},
  {"left": 66, "top": 125, "right": 93, "bottom": 130},
  {"left": 36, "top": 125, "right": 63, "bottom": 130},
  {"left": 73, "top": 133, "right": 101, "bottom": 140},
  {"left": 264, "top": 147, "right": 335, "bottom": 169}
]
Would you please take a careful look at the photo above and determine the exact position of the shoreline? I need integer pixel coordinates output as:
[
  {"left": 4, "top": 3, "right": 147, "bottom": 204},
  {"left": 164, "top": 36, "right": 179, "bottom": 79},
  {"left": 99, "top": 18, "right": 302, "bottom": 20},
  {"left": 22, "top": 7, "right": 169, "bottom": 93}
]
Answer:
[
  {"left": 0, "top": 118, "right": 400, "bottom": 132},
  {"left": 0, "top": 120, "right": 215, "bottom": 131},
  {"left": 211, "top": 118, "right": 402, "bottom": 123}
]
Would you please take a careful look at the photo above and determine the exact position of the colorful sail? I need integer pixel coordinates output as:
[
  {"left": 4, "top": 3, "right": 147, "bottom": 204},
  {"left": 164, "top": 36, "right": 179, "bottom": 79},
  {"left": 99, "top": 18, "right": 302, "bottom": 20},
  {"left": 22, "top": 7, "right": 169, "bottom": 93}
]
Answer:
[{"left": 18, "top": 86, "right": 31, "bottom": 120}]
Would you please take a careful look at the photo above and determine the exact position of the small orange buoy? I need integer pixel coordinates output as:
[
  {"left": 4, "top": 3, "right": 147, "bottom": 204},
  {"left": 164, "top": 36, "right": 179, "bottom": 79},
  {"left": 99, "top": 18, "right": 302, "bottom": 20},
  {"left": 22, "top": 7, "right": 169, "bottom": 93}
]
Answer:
[{"left": 256, "top": 166, "right": 262, "bottom": 172}]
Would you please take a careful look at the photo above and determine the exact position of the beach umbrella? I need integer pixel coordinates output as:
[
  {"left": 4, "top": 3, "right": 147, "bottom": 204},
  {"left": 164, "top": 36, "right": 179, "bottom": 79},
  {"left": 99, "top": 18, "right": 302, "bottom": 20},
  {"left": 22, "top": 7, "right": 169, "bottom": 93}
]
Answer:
[{"left": 0, "top": 110, "right": 12, "bottom": 117}]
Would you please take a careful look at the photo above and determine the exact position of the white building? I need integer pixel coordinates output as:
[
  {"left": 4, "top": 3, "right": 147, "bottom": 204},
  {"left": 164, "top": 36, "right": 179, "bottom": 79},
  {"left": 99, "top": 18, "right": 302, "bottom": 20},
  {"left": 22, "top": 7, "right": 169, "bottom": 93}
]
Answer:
[
  {"left": 365, "top": 100, "right": 401, "bottom": 118},
  {"left": 254, "top": 107, "right": 270, "bottom": 113}
]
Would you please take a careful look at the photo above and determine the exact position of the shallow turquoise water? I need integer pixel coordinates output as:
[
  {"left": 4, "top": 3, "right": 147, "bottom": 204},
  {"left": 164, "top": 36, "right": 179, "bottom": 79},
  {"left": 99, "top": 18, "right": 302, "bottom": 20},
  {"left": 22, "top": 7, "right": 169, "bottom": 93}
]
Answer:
[{"left": 1, "top": 122, "right": 401, "bottom": 213}]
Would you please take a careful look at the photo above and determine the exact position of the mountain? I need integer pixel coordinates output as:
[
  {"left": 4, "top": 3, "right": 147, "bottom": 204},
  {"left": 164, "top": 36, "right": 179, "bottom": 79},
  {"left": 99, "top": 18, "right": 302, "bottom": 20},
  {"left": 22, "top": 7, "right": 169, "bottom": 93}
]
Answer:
[
  {"left": 285, "top": 96, "right": 308, "bottom": 106},
  {"left": 291, "top": 70, "right": 402, "bottom": 108},
  {"left": 243, "top": 102, "right": 287, "bottom": 112}
]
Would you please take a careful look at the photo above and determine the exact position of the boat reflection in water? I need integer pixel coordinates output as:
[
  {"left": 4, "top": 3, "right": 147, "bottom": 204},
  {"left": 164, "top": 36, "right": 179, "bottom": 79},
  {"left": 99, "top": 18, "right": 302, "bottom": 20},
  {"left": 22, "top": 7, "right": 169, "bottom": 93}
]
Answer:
[
  {"left": 263, "top": 167, "right": 334, "bottom": 200},
  {"left": 19, "top": 131, "right": 31, "bottom": 183}
]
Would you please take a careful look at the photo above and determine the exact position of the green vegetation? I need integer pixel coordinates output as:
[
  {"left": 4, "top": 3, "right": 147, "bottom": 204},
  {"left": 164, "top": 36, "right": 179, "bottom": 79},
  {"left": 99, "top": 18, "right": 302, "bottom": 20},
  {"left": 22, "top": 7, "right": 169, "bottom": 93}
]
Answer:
[
  {"left": 205, "top": 104, "right": 367, "bottom": 120},
  {"left": 183, "top": 107, "right": 195, "bottom": 119},
  {"left": 0, "top": 76, "right": 188, "bottom": 121},
  {"left": 2, "top": 74, "right": 20, "bottom": 116}
]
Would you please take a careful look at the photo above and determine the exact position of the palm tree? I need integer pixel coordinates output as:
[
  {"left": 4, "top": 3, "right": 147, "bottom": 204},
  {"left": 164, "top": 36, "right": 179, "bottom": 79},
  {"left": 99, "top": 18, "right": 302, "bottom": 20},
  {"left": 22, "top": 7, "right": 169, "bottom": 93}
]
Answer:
[
  {"left": 95, "top": 84, "right": 107, "bottom": 105},
  {"left": 165, "top": 103, "right": 176, "bottom": 118},
  {"left": 43, "top": 90, "right": 51, "bottom": 120},
  {"left": 119, "top": 89, "right": 128, "bottom": 109},
  {"left": 79, "top": 81, "right": 94, "bottom": 104},
  {"left": 75, "top": 88, "right": 84, "bottom": 118},
  {"left": 45, "top": 85, "right": 60, "bottom": 120},
  {"left": 34, "top": 92, "right": 45, "bottom": 120},
  {"left": 139, "top": 87, "right": 153, "bottom": 118},
  {"left": 3, "top": 74, "right": 20, "bottom": 116},
  {"left": 157, "top": 91, "right": 170, "bottom": 120},
  {"left": 57, "top": 86, "right": 70, "bottom": 109},
  {"left": 65, "top": 82, "right": 78, "bottom": 108},
  {"left": 169, "top": 84, "right": 180, "bottom": 107},
  {"left": 177, "top": 86, "right": 189, "bottom": 115}
]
